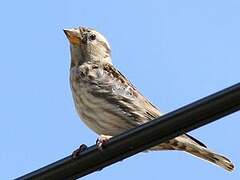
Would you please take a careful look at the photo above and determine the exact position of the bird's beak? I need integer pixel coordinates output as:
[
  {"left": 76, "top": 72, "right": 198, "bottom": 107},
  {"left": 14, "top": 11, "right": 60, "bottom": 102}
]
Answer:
[{"left": 63, "top": 28, "right": 81, "bottom": 45}]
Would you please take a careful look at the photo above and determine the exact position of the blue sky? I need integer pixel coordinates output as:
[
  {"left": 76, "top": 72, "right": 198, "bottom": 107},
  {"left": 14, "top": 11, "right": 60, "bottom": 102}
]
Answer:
[{"left": 0, "top": 0, "right": 239, "bottom": 179}]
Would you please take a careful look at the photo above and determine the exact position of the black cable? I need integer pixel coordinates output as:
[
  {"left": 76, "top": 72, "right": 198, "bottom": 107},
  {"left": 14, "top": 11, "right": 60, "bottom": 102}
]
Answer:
[{"left": 16, "top": 83, "right": 240, "bottom": 180}]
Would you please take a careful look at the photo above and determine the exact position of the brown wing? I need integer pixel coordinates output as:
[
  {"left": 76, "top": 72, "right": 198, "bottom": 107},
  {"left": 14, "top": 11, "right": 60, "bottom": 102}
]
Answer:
[
  {"left": 116, "top": 69, "right": 161, "bottom": 119},
  {"left": 89, "top": 63, "right": 161, "bottom": 124},
  {"left": 87, "top": 63, "right": 207, "bottom": 148}
]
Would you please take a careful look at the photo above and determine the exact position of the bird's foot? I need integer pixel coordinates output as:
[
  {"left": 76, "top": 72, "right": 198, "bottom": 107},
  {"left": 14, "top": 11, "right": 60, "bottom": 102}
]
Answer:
[
  {"left": 72, "top": 144, "right": 88, "bottom": 159},
  {"left": 96, "top": 135, "right": 112, "bottom": 150}
]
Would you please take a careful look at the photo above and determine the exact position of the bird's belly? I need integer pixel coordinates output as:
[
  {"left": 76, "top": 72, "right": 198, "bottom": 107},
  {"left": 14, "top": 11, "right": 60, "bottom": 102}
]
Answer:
[{"left": 72, "top": 86, "right": 133, "bottom": 136}]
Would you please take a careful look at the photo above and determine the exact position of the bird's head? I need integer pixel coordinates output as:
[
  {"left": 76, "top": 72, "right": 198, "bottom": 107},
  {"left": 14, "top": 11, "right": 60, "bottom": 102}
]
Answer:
[{"left": 64, "top": 27, "right": 112, "bottom": 66}]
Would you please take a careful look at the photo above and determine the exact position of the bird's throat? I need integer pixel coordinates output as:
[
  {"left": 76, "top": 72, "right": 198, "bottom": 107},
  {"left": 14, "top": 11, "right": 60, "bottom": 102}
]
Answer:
[
  {"left": 70, "top": 44, "right": 112, "bottom": 68},
  {"left": 70, "top": 44, "right": 86, "bottom": 67}
]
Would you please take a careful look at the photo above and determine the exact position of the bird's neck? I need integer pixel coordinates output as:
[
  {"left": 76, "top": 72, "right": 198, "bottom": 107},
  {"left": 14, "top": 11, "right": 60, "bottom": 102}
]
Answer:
[{"left": 70, "top": 45, "right": 112, "bottom": 67}]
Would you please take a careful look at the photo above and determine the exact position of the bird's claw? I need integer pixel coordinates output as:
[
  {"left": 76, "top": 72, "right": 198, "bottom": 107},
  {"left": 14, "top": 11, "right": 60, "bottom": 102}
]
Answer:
[
  {"left": 96, "top": 135, "right": 112, "bottom": 150},
  {"left": 72, "top": 144, "right": 88, "bottom": 159}
]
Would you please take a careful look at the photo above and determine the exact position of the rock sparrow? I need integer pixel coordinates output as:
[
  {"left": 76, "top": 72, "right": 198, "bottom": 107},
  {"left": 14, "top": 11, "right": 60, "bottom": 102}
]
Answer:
[{"left": 64, "top": 27, "right": 234, "bottom": 171}]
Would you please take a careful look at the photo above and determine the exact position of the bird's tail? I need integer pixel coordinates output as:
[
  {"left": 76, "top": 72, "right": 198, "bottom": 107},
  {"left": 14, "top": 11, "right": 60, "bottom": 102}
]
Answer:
[
  {"left": 151, "top": 136, "right": 234, "bottom": 171},
  {"left": 180, "top": 142, "right": 234, "bottom": 172}
]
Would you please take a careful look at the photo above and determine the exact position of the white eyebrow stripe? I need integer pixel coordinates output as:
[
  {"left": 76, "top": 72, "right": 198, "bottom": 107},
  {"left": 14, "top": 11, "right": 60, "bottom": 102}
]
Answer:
[{"left": 92, "top": 30, "right": 111, "bottom": 50}]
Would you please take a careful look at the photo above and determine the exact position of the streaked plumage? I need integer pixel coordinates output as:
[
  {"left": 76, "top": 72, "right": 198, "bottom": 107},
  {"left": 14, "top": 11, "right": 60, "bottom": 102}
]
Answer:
[{"left": 64, "top": 27, "right": 234, "bottom": 171}]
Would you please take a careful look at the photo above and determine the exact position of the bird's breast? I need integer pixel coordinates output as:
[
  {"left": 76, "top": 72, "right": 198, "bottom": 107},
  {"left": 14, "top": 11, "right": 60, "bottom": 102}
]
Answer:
[{"left": 70, "top": 67, "right": 134, "bottom": 135}]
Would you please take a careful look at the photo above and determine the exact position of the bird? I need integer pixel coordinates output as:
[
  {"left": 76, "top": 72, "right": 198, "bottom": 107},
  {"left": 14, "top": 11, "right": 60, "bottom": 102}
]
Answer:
[{"left": 63, "top": 26, "right": 234, "bottom": 171}]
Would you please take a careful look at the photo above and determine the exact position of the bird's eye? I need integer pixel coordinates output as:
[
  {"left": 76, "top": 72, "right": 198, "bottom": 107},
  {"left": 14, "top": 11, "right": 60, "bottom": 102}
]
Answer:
[{"left": 89, "top": 34, "right": 96, "bottom": 41}]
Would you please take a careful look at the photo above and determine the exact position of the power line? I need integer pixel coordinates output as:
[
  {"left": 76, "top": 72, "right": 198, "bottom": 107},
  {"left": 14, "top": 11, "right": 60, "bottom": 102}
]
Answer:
[{"left": 16, "top": 83, "right": 240, "bottom": 180}]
